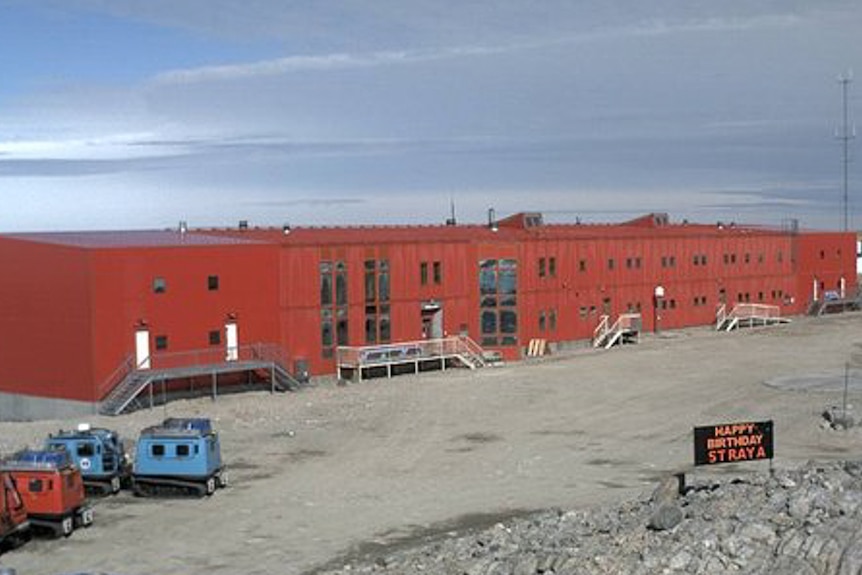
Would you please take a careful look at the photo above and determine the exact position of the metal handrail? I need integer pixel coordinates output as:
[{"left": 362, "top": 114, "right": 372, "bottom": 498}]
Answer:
[
  {"left": 592, "top": 315, "right": 609, "bottom": 345},
  {"left": 728, "top": 303, "right": 781, "bottom": 320},
  {"left": 337, "top": 336, "right": 484, "bottom": 369},
  {"left": 97, "top": 354, "right": 135, "bottom": 398}
]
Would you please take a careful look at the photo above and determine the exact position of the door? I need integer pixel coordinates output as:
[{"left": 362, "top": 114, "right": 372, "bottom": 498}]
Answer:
[
  {"left": 135, "top": 329, "right": 150, "bottom": 369},
  {"left": 225, "top": 322, "right": 239, "bottom": 361},
  {"left": 420, "top": 302, "right": 443, "bottom": 339}
]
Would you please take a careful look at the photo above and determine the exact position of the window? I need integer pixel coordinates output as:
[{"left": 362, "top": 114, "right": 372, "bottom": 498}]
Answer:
[
  {"left": 364, "top": 259, "right": 390, "bottom": 344},
  {"left": 538, "top": 310, "right": 546, "bottom": 332},
  {"left": 151, "top": 444, "right": 165, "bottom": 457},
  {"left": 321, "top": 260, "right": 349, "bottom": 357},
  {"left": 777, "top": 250, "right": 784, "bottom": 263},
  {"left": 608, "top": 258, "right": 615, "bottom": 270},
  {"left": 731, "top": 254, "right": 736, "bottom": 264},
  {"left": 479, "top": 259, "right": 518, "bottom": 346},
  {"left": 209, "top": 330, "right": 221, "bottom": 346},
  {"left": 549, "top": 310, "right": 557, "bottom": 331},
  {"left": 579, "top": 259, "right": 587, "bottom": 272},
  {"left": 207, "top": 275, "right": 219, "bottom": 291},
  {"left": 29, "top": 478, "right": 43, "bottom": 492},
  {"left": 433, "top": 261, "right": 442, "bottom": 284},
  {"left": 549, "top": 257, "right": 556, "bottom": 277},
  {"left": 661, "top": 256, "right": 675, "bottom": 268},
  {"left": 579, "top": 306, "right": 588, "bottom": 319},
  {"left": 744, "top": 253, "right": 750, "bottom": 264},
  {"left": 155, "top": 335, "right": 168, "bottom": 351},
  {"left": 153, "top": 277, "right": 166, "bottom": 294},
  {"left": 176, "top": 444, "right": 190, "bottom": 457},
  {"left": 420, "top": 262, "right": 428, "bottom": 286},
  {"left": 77, "top": 443, "right": 95, "bottom": 457},
  {"left": 538, "top": 258, "right": 546, "bottom": 278}
]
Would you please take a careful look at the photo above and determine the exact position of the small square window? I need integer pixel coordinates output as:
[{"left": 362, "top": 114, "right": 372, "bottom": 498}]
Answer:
[
  {"left": 208, "top": 275, "right": 219, "bottom": 291},
  {"left": 153, "top": 277, "right": 167, "bottom": 294},
  {"left": 176, "top": 444, "right": 190, "bottom": 457},
  {"left": 209, "top": 330, "right": 221, "bottom": 346},
  {"left": 151, "top": 444, "right": 165, "bottom": 457},
  {"left": 29, "top": 478, "right": 43, "bottom": 492},
  {"left": 155, "top": 335, "right": 168, "bottom": 351}
]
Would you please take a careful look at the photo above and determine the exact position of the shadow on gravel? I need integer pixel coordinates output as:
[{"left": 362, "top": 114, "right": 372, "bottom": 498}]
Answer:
[{"left": 303, "top": 508, "right": 536, "bottom": 575}]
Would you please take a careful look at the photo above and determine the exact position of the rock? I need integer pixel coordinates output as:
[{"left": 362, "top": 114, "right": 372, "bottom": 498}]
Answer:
[{"left": 648, "top": 503, "right": 683, "bottom": 531}]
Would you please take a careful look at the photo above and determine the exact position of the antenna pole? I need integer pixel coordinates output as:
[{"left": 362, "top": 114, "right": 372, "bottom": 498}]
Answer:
[{"left": 838, "top": 72, "right": 855, "bottom": 232}]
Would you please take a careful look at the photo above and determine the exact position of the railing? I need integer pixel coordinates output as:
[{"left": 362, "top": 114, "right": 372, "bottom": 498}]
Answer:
[
  {"left": 592, "top": 315, "right": 610, "bottom": 346},
  {"left": 614, "top": 313, "right": 642, "bottom": 333},
  {"left": 337, "top": 336, "right": 484, "bottom": 369},
  {"left": 729, "top": 303, "right": 781, "bottom": 320},
  {"left": 715, "top": 304, "right": 727, "bottom": 329},
  {"left": 97, "top": 354, "right": 135, "bottom": 399}
]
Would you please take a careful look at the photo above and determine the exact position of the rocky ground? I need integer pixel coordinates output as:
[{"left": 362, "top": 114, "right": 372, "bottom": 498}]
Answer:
[
  {"left": 0, "top": 313, "right": 860, "bottom": 575},
  {"left": 313, "top": 460, "right": 862, "bottom": 575}
]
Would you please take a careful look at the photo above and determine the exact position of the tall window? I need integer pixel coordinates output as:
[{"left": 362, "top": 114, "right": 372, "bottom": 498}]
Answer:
[
  {"left": 420, "top": 262, "right": 428, "bottom": 286},
  {"left": 320, "top": 261, "right": 348, "bottom": 358},
  {"left": 364, "top": 259, "right": 390, "bottom": 344},
  {"left": 433, "top": 261, "right": 442, "bottom": 285},
  {"left": 479, "top": 259, "right": 518, "bottom": 346}
]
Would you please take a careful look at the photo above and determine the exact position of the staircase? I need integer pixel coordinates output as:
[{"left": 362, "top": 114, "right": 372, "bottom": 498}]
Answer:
[
  {"left": 99, "top": 344, "right": 302, "bottom": 416},
  {"left": 593, "top": 313, "right": 642, "bottom": 349},
  {"left": 717, "top": 303, "right": 790, "bottom": 332}
]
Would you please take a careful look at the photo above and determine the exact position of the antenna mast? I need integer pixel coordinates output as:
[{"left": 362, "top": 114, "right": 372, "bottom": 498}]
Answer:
[{"left": 837, "top": 71, "right": 855, "bottom": 231}]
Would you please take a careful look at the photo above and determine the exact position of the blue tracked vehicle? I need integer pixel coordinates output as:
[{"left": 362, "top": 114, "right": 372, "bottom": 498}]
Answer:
[
  {"left": 44, "top": 424, "right": 132, "bottom": 496},
  {"left": 132, "top": 418, "right": 228, "bottom": 497}
]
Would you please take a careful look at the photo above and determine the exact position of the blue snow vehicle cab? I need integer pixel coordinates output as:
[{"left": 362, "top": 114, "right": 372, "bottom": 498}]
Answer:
[
  {"left": 45, "top": 423, "right": 132, "bottom": 496},
  {"left": 132, "top": 418, "right": 228, "bottom": 497}
]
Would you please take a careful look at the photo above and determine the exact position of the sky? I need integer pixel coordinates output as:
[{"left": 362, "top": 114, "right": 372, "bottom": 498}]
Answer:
[{"left": 0, "top": 1, "right": 860, "bottom": 232}]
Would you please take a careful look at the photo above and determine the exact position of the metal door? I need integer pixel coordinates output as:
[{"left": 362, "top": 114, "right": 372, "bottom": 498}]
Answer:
[
  {"left": 225, "top": 322, "right": 239, "bottom": 361},
  {"left": 135, "top": 329, "right": 150, "bottom": 369}
]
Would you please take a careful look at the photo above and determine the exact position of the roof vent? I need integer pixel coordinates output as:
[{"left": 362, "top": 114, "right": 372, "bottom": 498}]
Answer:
[{"left": 239, "top": 220, "right": 249, "bottom": 231}]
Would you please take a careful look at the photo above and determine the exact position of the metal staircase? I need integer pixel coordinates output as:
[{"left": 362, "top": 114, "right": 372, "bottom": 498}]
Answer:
[
  {"left": 592, "top": 313, "right": 641, "bottom": 349},
  {"left": 98, "top": 344, "right": 301, "bottom": 416},
  {"left": 716, "top": 303, "right": 791, "bottom": 332}
]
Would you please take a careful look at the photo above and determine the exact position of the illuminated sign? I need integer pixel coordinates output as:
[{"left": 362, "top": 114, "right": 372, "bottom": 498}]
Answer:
[{"left": 693, "top": 420, "right": 773, "bottom": 466}]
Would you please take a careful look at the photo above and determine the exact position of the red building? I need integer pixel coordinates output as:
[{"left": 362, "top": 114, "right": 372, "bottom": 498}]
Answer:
[{"left": 0, "top": 213, "right": 856, "bottom": 419}]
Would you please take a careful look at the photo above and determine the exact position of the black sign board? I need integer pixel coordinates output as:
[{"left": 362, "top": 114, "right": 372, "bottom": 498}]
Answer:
[{"left": 693, "top": 420, "right": 773, "bottom": 466}]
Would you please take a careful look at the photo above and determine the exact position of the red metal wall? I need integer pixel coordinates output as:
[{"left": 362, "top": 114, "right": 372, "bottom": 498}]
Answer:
[
  {"left": 0, "top": 238, "right": 93, "bottom": 401},
  {"left": 794, "top": 233, "right": 858, "bottom": 306},
  {"left": 89, "top": 244, "right": 281, "bottom": 400}
]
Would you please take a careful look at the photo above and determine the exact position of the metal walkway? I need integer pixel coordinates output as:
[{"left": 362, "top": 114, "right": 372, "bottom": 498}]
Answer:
[
  {"left": 336, "top": 335, "right": 487, "bottom": 382},
  {"left": 716, "top": 303, "right": 791, "bottom": 332},
  {"left": 99, "top": 344, "right": 300, "bottom": 416}
]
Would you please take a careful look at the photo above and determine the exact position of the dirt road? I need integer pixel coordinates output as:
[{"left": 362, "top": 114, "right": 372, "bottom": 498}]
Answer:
[{"left": 2, "top": 314, "right": 860, "bottom": 575}]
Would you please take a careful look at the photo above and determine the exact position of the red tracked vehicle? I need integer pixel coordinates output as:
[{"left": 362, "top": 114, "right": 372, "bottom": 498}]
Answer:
[
  {"left": 0, "top": 450, "right": 92, "bottom": 538},
  {"left": 0, "top": 470, "right": 29, "bottom": 551}
]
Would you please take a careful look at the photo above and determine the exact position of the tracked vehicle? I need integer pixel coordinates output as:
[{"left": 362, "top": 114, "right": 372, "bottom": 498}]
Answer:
[
  {"left": 45, "top": 424, "right": 131, "bottom": 496},
  {"left": 132, "top": 418, "right": 227, "bottom": 497},
  {"left": 0, "top": 471, "right": 29, "bottom": 551},
  {"left": 0, "top": 450, "right": 93, "bottom": 538}
]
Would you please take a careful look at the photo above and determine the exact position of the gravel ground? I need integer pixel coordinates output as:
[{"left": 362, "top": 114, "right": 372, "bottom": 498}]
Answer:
[{"left": 0, "top": 313, "right": 860, "bottom": 575}]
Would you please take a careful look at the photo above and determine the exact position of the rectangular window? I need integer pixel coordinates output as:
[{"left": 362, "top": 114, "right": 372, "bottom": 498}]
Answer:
[
  {"left": 608, "top": 258, "right": 615, "bottom": 270},
  {"left": 321, "top": 309, "right": 333, "bottom": 358},
  {"left": 579, "top": 259, "right": 586, "bottom": 272},
  {"left": 433, "top": 261, "right": 442, "bottom": 284},
  {"left": 478, "top": 259, "right": 518, "bottom": 346},
  {"left": 155, "top": 335, "right": 168, "bottom": 351},
  {"left": 207, "top": 275, "right": 219, "bottom": 291},
  {"left": 378, "top": 260, "right": 389, "bottom": 303},
  {"left": 669, "top": 256, "right": 676, "bottom": 267},
  {"left": 364, "top": 260, "right": 376, "bottom": 302},
  {"left": 335, "top": 262, "right": 348, "bottom": 306},
  {"left": 319, "top": 262, "right": 333, "bottom": 305},
  {"left": 538, "top": 258, "right": 546, "bottom": 278},
  {"left": 549, "top": 257, "right": 556, "bottom": 277},
  {"left": 176, "top": 444, "right": 190, "bottom": 457},
  {"left": 549, "top": 310, "right": 557, "bottom": 331},
  {"left": 29, "top": 478, "right": 43, "bottom": 492},
  {"left": 153, "top": 277, "right": 167, "bottom": 294},
  {"left": 420, "top": 262, "right": 428, "bottom": 286},
  {"left": 151, "top": 444, "right": 165, "bottom": 457},
  {"left": 336, "top": 308, "right": 349, "bottom": 346},
  {"left": 209, "top": 330, "right": 221, "bottom": 346},
  {"left": 76, "top": 443, "right": 95, "bottom": 457},
  {"left": 538, "top": 310, "right": 546, "bottom": 332}
]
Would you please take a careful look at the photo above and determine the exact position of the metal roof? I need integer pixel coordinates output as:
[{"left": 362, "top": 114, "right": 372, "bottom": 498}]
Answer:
[{"left": 3, "top": 230, "right": 266, "bottom": 249}]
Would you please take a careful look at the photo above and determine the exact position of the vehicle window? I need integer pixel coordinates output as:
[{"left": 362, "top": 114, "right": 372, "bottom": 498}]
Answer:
[
  {"left": 151, "top": 444, "right": 165, "bottom": 457},
  {"left": 28, "top": 478, "right": 43, "bottom": 492},
  {"left": 176, "top": 444, "right": 190, "bottom": 457},
  {"left": 77, "top": 443, "right": 95, "bottom": 457}
]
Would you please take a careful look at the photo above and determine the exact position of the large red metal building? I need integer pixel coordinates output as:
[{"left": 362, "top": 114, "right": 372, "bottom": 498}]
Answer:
[{"left": 0, "top": 212, "right": 856, "bottom": 419}]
